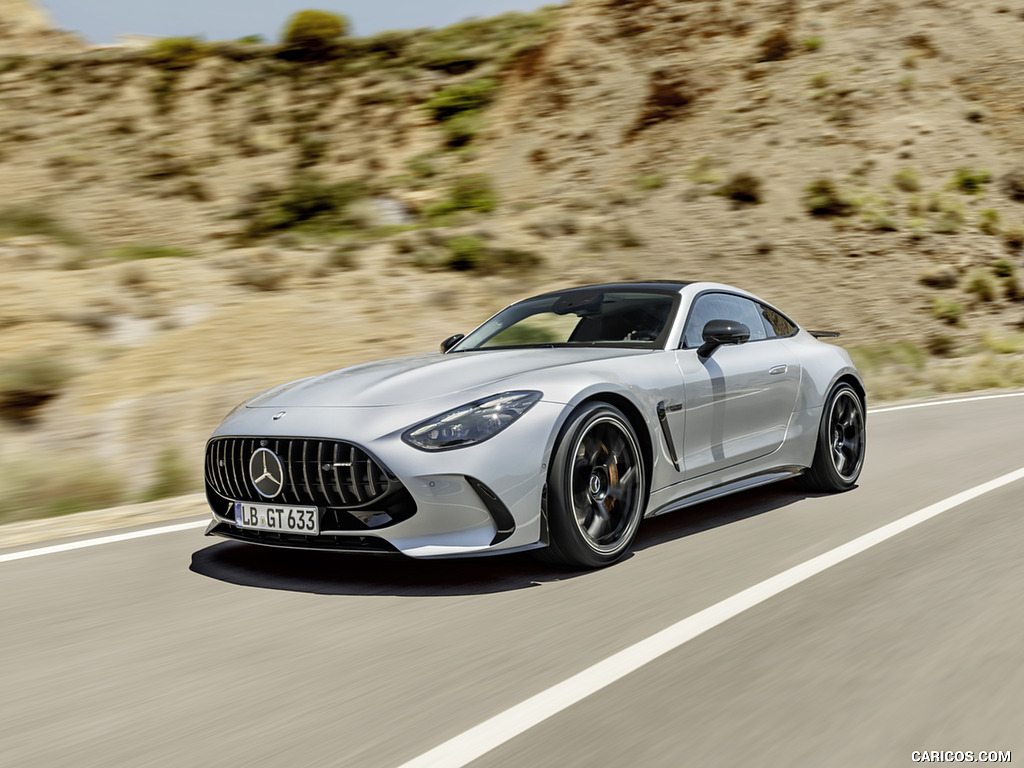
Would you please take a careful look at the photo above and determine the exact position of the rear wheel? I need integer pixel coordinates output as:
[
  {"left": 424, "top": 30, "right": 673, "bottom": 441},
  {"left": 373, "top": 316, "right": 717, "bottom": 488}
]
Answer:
[
  {"left": 798, "top": 382, "right": 865, "bottom": 492},
  {"left": 541, "top": 403, "right": 646, "bottom": 569}
]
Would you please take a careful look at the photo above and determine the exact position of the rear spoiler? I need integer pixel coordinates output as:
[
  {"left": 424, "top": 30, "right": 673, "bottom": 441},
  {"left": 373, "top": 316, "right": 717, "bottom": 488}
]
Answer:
[{"left": 808, "top": 330, "right": 841, "bottom": 339}]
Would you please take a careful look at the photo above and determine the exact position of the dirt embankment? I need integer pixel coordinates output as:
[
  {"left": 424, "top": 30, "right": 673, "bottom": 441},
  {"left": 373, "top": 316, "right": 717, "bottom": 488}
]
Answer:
[{"left": 1, "top": 0, "right": 1023, "bottom": 524}]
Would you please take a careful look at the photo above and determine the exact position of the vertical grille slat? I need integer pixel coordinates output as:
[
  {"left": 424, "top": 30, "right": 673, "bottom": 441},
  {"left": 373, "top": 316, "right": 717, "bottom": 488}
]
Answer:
[
  {"left": 348, "top": 445, "right": 363, "bottom": 504},
  {"left": 300, "top": 441, "right": 312, "bottom": 500},
  {"left": 286, "top": 440, "right": 297, "bottom": 503},
  {"left": 314, "top": 441, "right": 324, "bottom": 505},
  {"left": 365, "top": 457, "right": 377, "bottom": 497},
  {"left": 205, "top": 436, "right": 393, "bottom": 509},
  {"left": 331, "top": 443, "right": 348, "bottom": 506},
  {"left": 227, "top": 439, "right": 242, "bottom": 500}
]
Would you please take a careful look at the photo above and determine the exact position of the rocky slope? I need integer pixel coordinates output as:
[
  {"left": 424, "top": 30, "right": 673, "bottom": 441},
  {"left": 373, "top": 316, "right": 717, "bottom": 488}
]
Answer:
[{"left": 1, "top": 0, "right": 1023, "bottom": 522}]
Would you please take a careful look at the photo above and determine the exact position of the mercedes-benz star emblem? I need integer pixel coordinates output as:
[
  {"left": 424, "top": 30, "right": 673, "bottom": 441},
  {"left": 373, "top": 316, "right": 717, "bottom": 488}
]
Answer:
[{"left": 249, "top": 447, "right": 285, "bottom": 499}]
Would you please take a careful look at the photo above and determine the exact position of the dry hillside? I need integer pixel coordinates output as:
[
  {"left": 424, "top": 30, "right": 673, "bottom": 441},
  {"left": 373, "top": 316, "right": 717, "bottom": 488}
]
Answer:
[{"left": 1, "top": 0, "right": 1023, "bottom": 522}]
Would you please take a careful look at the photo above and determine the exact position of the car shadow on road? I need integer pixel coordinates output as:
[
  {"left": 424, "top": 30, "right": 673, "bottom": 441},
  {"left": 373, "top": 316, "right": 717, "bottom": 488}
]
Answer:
[
  {"left": 632, "top": 480, "right": 822, "bottom": 553},
  {"left": 189, "top": 480, "right": 824, "bottom": 597},
  {"left": 190, "top": 542, "right": 564, "bottom": 596}
]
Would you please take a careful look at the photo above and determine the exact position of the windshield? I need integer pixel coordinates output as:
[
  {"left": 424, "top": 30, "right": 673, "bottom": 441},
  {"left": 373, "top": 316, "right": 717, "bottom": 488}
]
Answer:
[{"left": 453, "top": 289, "right": 680, "bottom": 351}]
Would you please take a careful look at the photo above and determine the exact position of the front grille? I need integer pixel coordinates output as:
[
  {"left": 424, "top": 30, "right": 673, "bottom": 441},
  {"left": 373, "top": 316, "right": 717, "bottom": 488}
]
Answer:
[{"left": 206, "top": 436, "right": 395, "bottom": 509}]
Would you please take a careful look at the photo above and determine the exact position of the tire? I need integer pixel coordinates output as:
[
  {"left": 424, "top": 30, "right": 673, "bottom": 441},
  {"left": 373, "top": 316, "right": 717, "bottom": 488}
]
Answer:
[
  {"left": 541, "top": 403, "right": 647, "bottom": 568},
  {"left": 798, "top": 382, "right": 866, "bottom": 492}
]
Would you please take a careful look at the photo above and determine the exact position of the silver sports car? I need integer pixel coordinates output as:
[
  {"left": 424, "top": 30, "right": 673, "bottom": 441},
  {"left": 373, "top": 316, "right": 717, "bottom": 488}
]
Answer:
[{"left": 204, "top": 281, "right": 865, "bottom": 568}]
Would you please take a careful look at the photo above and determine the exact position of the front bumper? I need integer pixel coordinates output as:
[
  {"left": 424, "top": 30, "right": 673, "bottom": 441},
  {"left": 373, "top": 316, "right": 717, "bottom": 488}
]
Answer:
[{"left": 203, "top": 401, "right": 565, "bottom": 558}]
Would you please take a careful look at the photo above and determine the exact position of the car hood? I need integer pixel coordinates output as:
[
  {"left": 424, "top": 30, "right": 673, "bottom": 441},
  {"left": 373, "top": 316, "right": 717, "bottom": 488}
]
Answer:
[{"left": 246, "top": 347, "right": 646, "bottom": 408}]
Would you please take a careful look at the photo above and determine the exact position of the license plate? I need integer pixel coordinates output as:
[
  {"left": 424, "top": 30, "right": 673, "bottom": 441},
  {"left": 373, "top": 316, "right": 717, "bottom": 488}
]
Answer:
[{"left": 234, "top": 502, "right": 319, "bottom": 535}]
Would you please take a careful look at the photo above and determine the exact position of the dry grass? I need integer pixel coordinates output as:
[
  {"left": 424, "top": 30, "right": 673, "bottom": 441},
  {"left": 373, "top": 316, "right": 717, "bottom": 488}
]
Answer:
[
  {"left": 0, "top": 451, "right": 126, "bottom": 525},
  {"left": 852, "top": 344, "right": 1024, "bottom": 402}
]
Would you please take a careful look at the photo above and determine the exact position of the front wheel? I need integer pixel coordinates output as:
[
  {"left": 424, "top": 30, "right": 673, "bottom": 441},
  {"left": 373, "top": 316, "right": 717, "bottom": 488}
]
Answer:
[
  {"left": 541, "top": 403, "right": 646, "bottom": 569},
  {"left": 798, "top": 382, "right": 866, "bottom": 492}
]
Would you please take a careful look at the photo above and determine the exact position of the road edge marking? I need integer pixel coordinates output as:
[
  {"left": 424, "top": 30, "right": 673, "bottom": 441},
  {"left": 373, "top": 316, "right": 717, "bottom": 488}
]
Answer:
[
  {"left": 868, "top": 391, "right": 1024, "bottom": 414},
  {"left": 0, "top": 520, "right": 208, "bottom": 564},
  {"left": 397, "top": 466, "right": 1024, "bottom": 768}
]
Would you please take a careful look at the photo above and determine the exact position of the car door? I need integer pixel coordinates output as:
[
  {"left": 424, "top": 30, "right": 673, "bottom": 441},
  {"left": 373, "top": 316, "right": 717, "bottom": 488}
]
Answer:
[{"left": 673, "top": 292, "right": 801, "bottom": 480}]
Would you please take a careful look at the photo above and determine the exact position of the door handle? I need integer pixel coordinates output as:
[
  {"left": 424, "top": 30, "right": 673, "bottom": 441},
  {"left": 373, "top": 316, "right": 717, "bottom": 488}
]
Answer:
[{"left": 769, "top": 365, "right": 788, "bottom": 375}]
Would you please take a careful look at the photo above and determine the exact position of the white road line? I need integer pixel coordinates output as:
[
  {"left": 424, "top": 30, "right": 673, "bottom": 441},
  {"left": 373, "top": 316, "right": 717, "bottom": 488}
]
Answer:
[
  {"left": 397, "top": 466, "right": 1024, "bottom": 768},
  {"left": 868, "top": 391, "right": 1024, "bottom": 414},
  {"left": 0, "top": 520, "right": 208, "bottom": 564}
]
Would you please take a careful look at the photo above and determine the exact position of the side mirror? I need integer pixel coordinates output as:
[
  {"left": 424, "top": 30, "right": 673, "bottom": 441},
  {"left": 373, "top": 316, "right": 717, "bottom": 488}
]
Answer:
[
  {"left": 697, "top": 320, "right": 750, "bottom": 358},
  {"left": 440, "top": 334, "right": 465, "bottom": 353}
]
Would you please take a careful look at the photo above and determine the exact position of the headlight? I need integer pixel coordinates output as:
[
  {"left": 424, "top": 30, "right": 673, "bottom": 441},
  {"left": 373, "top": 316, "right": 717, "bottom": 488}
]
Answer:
[{"left": 402, "top": 391, "right": 543, "bottom": 451}]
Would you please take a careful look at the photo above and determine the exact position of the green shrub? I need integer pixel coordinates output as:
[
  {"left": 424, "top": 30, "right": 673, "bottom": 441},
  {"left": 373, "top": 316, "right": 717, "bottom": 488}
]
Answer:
[
  {"left": 439, "top": 236, "right": 541, "bottom": 273},
  {"left": 926, "top": 334, "right": 957, "bottom": 357},
  {"left": 932, "top": 214, "right": 961, "bottom": 235},
  {"left": 0, "top": 354, "right": 73, "bottom": 423},
  {"left": 687, "top": 157, "right": 723, "bottom": 185},
  {"left": 931, "top": 298, "right": 963, "bottom": 325},
  {"left": 716, "top": 172, "right": 762, "bottom": 204},
  {"left": 107, "top": 243, "right": 192, "bottom": 260},
  {"left": 445, "top": 235, "right": 488, "bottom": 271},
  {"left": 425, "top": 78, "right": 499, "bottom": 147},
  {"left": 982, "top": 332, "right": 1024, "bottom": 354},
  {"left": 893, "top": 168, "right": 921, "bottom": 193},
  {"left": 951, "top": 167, "right": 992, "bottom": 195},
  {"left": 281, "top": 9, "right": 349, "bottom": 58},
  {"left": 965, "top": 268, "right": 998, "bottom": 301},
  {"left": 409, "top": 9, "right": 561, "bottom": 73},
  {"left": 147, "top": 37, "right": 207, "bottom": 70},
  {"left": 927, "top": 194, "right": 966, "bottom": 232},
  {"left": 866, "top": 211, "right": 899, "bottom": 232},
  {"left": 809, "top": 72, "right": 831, "bottom": 89},
  {"left": 405, "top": 152, "right": 439, "bottom": 180},
  {"left": 978, "top": 208, "right": 1001, "bottom": 235},
  {"left": 803, "top": 37, "right": 823, "bottom": 52},
  {"left": 0, "top": 206, "right": 85, "bottom": 246},
  {"left": 426, "top": 78, "right": 498, "bottom": 122},
  {"left": 239, "top": 174, "right": 368, "bottom": 238},
  {"left": 441, "top": 111, "right": 484, "bottom": 147},
  {"left": 758, "top": 27, "right": 792, "bottom": 62},
  {"left": 992, "top": 258, "right": 1016, "bottom": 279},
  {"left": 1001, "top": 167, "right": 1024, "bottom": 202},
  {"left": 635, "top": 173, "right": 665, "bottom": 192},
  {"left": 425, "top": 174, "right": 498, "bottom": 223},
  {"left": 803, "top": 179, "right": 854, "bottom": 216},
  {"left": 1003, "top": 225, "right": 1024, "bottom": 250}
]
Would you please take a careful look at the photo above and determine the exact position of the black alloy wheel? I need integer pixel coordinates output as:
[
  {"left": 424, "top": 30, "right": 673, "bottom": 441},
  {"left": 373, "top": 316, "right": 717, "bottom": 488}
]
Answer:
[
  {"left": 542, "top": 403, "right": 646, "bottom": 568},
  {"left": 799, "top": 382, "right": 866, "bottom": 492}
]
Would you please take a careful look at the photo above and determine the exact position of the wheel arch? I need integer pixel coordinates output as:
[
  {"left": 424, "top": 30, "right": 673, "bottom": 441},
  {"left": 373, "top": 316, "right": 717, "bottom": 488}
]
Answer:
[{"left": 834, "top": 372, "right": 866, "bottom": 410}]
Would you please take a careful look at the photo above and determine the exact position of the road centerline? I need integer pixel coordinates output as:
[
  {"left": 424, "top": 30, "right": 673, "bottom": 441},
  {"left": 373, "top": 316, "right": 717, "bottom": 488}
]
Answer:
[{"left": 396, "top": 465, "right": 1024, "bottom": 768}]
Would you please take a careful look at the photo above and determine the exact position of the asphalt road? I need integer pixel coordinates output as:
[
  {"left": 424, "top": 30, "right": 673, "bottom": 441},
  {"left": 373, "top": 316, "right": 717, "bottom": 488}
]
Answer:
[{"left": 2, "top": 394, "right": 1021, "bottom": 767}]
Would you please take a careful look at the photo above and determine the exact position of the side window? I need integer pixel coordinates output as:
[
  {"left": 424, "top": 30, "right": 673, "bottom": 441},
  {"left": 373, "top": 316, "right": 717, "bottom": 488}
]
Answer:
[
  {"left": 760, "top": 305, "right": 797, "bottom": 338},
  {"left": 682, "top": 293, "right": 769, "bottom": 348}
]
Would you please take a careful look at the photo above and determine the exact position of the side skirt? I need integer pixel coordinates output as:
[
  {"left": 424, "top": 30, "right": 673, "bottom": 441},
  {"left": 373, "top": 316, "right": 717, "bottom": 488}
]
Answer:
[{"left": 645, "top": 467, "right": 804, "bottom": 518}]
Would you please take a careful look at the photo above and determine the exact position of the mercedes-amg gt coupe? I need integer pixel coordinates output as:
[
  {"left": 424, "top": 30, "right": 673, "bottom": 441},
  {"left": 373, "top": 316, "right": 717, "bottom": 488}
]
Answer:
[{"left": 204, "top": 281, "right": 865, "bottom": 568}]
